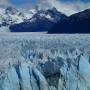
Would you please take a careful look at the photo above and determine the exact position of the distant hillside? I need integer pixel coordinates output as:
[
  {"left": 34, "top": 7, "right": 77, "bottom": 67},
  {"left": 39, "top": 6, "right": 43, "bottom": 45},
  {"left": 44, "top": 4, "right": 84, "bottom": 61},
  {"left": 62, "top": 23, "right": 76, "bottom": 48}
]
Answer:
[
  {"left": 48, "top": 9, "right": 90, "bottom": 33},
  {"left": 9, "top": 7, "right": 67, "bottom": 32}
]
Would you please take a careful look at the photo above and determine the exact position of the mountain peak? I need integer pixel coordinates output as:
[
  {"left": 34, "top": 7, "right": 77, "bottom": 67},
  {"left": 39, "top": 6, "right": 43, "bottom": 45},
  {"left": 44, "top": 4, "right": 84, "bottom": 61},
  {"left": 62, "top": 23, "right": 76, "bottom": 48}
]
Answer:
[
  {"left": 0, "top": 6, "right": 68, "bottom": 32},
  {"left": 5, "top": 6, "right": 19, "bottom": 15},
  {"left": 30, "top": 7, "right": 67, "bottom": 23},
  {"left": 9, "top": 7, "right": 68, "bottom": 32},
  {"left": 48, "top": 9, "right": 90, "bottom": 33}
]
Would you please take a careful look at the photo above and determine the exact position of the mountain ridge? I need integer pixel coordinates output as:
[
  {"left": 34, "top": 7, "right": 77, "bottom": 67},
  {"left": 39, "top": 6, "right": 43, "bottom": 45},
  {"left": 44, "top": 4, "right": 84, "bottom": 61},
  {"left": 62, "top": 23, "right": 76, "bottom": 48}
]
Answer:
[
  {"left": 48, "top": 9, "right": 90, "bottom": 33},
  {"left": 9, "top": 7, "right": 67, "bottom": 32}
]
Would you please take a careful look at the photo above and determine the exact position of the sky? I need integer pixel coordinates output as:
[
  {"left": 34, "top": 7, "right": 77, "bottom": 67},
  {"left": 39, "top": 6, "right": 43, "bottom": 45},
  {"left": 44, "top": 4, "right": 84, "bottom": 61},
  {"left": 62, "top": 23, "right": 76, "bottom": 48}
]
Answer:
[{"left": 0, "top": 0, "right": 90, "bottom": 15}]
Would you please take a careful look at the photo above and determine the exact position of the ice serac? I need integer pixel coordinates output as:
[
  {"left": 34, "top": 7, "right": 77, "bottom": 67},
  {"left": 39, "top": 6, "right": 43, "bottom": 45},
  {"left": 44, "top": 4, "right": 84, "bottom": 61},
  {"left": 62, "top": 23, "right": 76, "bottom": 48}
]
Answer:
[
  {"left": 57, "top": 51, "right": 90, "bottom": 90},
  {"left": 1, "top": 62, "right": 49, "bottom": 90},
  {"left": 33, "top": 67, "right": 49, "bottom": 90},
  {"left": 0, "top": 35, "right": 90, "bottom": 90},
  {"left": 1, "top": 49, "right": 90, "bottom": 90},
  {"left": 1, "top": 67, "right": 19, "bottom": 90},
  {"left": 38, "top": 48, "right": 90, "bottom": 90}
]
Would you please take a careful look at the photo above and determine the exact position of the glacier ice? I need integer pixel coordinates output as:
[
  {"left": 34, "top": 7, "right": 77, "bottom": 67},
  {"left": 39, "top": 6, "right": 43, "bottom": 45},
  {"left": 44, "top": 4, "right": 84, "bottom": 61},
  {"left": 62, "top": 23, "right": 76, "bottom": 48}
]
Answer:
[
  {"left": 0, "top": 34, "right": 90, "bottom": 90},
  {"left": 1, "top": 62, "right": 49, "bottom": 90}
]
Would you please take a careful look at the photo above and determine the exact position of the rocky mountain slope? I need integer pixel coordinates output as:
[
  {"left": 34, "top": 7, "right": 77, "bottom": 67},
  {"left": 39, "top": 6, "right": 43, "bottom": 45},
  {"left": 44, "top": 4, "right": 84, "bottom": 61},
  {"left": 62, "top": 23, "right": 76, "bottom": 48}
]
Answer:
[
  {"left": 9, "top": 7, "right": 67, "bottom": 32},
  {"left": 0, "top": 6, "right": 37, "bottom": 26},
  {"left": 0, "top": 6, "right": 37, "bottom": 32},
  {"left": 0, "top": 6, "right": 67, "bottom": 32},
  {"left": 48, "top": 9, "right": 90, "bottom": 33}
]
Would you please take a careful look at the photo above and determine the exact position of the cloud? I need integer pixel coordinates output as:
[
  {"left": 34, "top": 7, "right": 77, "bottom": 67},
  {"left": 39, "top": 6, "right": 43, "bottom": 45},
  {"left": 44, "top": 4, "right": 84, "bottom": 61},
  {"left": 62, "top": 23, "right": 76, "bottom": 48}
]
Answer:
[
  {"left": 0, "top": 0, "right": 89, "bottom": 16},
  {"left": 45, "top": 0, "right": 90, "bottom": 16},
  {"left": 0, "top": 0, "right": 10, "bottom": 5}
]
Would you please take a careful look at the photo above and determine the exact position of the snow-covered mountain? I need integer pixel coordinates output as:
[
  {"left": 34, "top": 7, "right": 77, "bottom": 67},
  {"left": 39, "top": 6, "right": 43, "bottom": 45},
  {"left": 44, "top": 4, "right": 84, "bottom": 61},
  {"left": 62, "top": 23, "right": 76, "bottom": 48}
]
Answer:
[
  {"left": 30, "top": 7, "right": 66, "bottom": 23},
  {"left": 9, "top": 7, "right": 67, "bottom": 32},
  {"left": 0, "top": 6, "right": 67, "bottom": 32},
  {"left": 0, "top": 6, "right": 36, "bottom": 26}
]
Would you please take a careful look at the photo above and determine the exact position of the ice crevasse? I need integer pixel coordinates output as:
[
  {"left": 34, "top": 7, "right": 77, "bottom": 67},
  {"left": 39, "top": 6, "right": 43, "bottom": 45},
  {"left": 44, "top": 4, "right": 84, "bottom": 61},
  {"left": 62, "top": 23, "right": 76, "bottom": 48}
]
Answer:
[{"left": 0, "top": 49, "right": 90, "bottom": 90}]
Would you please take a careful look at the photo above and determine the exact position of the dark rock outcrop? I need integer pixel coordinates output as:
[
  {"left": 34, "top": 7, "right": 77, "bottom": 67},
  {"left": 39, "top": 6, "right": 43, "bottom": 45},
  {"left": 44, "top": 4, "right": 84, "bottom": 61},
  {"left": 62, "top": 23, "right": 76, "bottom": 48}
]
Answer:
[{"left": 48, "top": 9, "right": 90, "bottom": 33}]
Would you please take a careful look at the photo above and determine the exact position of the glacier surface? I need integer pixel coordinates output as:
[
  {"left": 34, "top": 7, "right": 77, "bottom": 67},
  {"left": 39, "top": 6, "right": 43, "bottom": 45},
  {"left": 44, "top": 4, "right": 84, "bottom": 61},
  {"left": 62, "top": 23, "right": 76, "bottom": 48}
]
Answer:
[{"left": 0, "top": 34, "right": 90, "bottom": 90}]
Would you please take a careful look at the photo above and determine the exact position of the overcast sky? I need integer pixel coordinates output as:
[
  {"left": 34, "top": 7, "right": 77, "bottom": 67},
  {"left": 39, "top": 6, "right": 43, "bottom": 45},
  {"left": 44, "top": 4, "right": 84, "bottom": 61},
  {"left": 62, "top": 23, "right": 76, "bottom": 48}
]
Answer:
[{"left": 0, "top": 0, "right": 90, "bottom": 15}]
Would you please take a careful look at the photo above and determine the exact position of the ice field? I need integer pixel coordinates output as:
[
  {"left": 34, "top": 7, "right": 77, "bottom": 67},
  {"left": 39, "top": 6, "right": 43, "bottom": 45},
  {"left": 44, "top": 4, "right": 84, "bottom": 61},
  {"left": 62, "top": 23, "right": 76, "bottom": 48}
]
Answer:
[{"left": 0, "top": 33, "right": 90, "bottom": 90}]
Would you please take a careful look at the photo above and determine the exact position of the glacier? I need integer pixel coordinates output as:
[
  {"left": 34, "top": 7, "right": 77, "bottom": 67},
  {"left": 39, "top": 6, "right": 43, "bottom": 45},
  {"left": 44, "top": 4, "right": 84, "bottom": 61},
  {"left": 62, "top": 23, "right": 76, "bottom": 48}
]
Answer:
[{"left": 0, "top": 34, "right": 90, "bottom": 90}]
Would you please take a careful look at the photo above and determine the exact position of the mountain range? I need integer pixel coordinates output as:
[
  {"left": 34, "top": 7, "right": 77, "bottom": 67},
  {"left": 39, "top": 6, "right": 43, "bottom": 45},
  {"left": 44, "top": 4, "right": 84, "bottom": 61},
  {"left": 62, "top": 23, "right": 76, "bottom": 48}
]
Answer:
[
  {"left": 9, "top": 7, "right": 67, "bottom": 32},
  {"left": 0, "top": 6, "right": 36, "bottom": 26},
  {"left": 0, "top": 6, "right": 90, "bottom": 33},
  {"left": 48, "top": 9, "right": 90, "bottom": 33}
]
